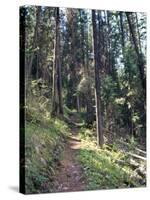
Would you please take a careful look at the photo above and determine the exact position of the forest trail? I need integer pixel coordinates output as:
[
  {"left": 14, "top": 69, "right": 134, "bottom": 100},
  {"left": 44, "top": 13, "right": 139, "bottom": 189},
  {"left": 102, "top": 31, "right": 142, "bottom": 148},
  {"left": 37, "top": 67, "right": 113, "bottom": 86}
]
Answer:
[{"left": 53, "top": 112, "right": 86, "bottom": 192}]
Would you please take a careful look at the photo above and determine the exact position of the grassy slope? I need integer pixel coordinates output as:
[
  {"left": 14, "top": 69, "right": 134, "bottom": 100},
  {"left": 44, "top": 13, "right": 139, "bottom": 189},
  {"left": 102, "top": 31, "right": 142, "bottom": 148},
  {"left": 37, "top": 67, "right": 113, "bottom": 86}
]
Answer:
[
  {"left": 25, "top": 118, "right": 70, "bottom": 194},
  {"left": 77, "top": 127, "right": 146, "bottom": 190},
  {"left": 24, "top": 80, "right": 146, "bottom": 192},
  {"left": 24, "top": 84, "right": 71, "bottom": 193}
]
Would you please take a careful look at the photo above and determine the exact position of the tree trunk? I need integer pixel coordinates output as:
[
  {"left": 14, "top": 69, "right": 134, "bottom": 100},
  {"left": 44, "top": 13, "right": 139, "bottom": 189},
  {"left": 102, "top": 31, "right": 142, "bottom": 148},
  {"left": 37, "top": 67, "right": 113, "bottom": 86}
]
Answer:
[
  {"left": 66, "top": 9, "right": 77, "bottom": 109},
  {"left": 56, "top": 8, "right": 63, "bottom": 115},
  {"left": 119, "top": 12, "right": 125, "bottom": 49},
  {"left": 27, "top": 7, "right": 41, "bottom": 81},
  {"left": 135, "top": 13, "right": 142, "bottom": 53},
  {"left": 80, "top": 9, "right": 95, "bottom": 124},
  {"left": 126, "top": 12, "right": 146, "bottom": 97},
  {"left": 76, "top": 94, "right": 80, "bottom": 112},
  {"left": 51, "top": 8, "right": 63, "bottom": 117},
  {"left": 119, "top": 12, "right": 134, "bottom": 135},
  {"left": 92, "top": 10, "right": 104, "bottom": 147}
]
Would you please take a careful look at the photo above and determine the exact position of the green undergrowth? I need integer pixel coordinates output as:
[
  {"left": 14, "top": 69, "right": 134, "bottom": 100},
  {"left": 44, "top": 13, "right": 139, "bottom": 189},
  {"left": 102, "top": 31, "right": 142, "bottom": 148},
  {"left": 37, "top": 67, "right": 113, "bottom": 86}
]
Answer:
[
  {"left": 77, "top": 127, "right": 146, "bottom": 190},
  {"left": 24, "top": 82, "right": 70, "bottom": 193},
  {"left": 25, "top": 118, "right": 69, "bottom": 194}
]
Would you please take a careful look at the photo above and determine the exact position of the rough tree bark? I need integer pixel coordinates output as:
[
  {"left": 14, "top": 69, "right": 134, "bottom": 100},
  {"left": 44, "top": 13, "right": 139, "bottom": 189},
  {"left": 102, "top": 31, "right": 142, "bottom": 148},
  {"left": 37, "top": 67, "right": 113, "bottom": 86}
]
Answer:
[
  {"left": 51, "top": 8, "right": 63, "bottom": 117},
  {"left": 92, "top": 10, "right": 104, "bottom": 147}
]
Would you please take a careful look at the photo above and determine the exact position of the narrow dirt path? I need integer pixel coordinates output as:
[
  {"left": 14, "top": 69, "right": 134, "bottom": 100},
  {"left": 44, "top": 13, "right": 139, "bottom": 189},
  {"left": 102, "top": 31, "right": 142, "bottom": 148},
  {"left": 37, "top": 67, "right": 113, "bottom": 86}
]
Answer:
[{"left": 53, "top": 113, "right": 86, "bottom": 192}]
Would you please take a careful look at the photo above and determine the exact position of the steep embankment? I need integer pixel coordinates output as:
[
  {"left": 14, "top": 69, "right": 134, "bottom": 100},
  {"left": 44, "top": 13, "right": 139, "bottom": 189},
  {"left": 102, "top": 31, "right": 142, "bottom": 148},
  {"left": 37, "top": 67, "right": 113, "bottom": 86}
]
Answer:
[{"left": 25, "top": 117, "right": 69, "bottom": 193}]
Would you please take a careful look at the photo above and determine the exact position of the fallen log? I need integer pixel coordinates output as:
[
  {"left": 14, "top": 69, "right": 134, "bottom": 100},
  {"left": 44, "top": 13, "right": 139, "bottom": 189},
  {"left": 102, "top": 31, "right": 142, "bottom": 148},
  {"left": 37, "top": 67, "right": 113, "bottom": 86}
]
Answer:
[
  {"left": 127, "top": 152, "right": 146, "bottom": 161},
  {"left": 115, "top": 158, "right": 146, "bottom": 178},
  {"left": 135, "top": 148, "right": 146, "bottom": 156},
  {"left": 116, "top": 140, "right": 146, "bottom": 156},
  {"left": 115, "top": 158, "right": 139, "bottom": 170}
]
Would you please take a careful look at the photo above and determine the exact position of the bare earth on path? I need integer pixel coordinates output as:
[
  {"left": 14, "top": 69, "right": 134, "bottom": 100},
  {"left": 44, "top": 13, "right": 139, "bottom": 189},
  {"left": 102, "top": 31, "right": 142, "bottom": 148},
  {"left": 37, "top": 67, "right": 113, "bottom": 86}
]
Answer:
[{"left": 53, "top": 114, "right": 87, "bottom": 192}]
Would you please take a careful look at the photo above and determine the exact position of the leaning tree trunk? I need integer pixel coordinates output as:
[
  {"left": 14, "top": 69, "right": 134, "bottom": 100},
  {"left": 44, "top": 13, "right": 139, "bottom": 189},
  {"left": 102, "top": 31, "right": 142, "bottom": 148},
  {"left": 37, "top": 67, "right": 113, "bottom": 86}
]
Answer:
[
  {"left": 126, "top": 12, "right": 146, "bottom": 97},
  {"left": 51, "top": 8, "right": 63, "bottom": 117},
  {"left": 92, "top": 10, "right": 104, "bottom": 147}
]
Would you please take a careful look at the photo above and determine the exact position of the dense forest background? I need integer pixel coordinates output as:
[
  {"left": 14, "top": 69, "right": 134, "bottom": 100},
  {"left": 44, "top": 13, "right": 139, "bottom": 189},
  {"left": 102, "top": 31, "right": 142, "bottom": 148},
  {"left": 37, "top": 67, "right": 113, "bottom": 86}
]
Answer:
[{"left": 20, "top": 6, "right": 146, "bottom": 194}]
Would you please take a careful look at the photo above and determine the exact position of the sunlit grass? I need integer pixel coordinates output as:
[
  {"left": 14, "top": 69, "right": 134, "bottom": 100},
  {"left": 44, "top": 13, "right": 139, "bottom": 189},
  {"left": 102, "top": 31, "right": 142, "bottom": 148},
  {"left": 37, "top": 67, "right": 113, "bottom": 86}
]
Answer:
[
  {"left": 24, "top": 85, "right": 70, "bottom": 193},
  {"left": 77, "top": 127, "right": 146, "bottom": 190},
  {"left": 25, "top": 118, "right": 69, "bottom": 194}
]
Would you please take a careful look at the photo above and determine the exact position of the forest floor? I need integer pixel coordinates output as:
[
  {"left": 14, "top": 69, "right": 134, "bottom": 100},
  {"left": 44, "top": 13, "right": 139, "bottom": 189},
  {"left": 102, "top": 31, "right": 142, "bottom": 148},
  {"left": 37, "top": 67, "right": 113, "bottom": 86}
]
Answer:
[
  {"left": 53, "top": 113, "right": 87, "bottom": 192},
  {"left": 52, "top": 111, "right": 146, "bottom": 192},
  {"left": 25, "top": 106, "right": 146, "bottom": 193}
]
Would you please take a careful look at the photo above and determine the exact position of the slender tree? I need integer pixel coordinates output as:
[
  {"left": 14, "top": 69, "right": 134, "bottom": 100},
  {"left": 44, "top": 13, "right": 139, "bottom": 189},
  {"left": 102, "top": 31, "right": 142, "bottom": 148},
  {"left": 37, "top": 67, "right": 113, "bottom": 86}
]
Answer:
[
  {"left": 126, "top": 12, "right": 146, "bottom": 97},
  {"left": 51, "top": 8, "right": 63, "bottom": 116},
  {"left": 92, "top": 10, "right": 104, "bottom": 146}
]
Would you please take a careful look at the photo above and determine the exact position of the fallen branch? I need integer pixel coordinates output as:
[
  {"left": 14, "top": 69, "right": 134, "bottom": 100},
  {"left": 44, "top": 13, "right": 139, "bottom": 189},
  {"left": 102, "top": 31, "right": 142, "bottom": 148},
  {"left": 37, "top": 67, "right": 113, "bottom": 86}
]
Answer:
[
  {"left": 115, "top": 158, "right": 146, "bottom": 178},
  {"left": 127, "top": 152, "right": 146, "bottom": 161}
]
